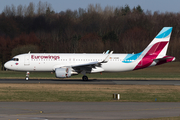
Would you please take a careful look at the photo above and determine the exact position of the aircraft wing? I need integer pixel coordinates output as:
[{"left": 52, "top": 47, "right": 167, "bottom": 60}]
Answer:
[
  {"left": 72, "top": 61, "right": 99, "bottom": 67},
  {"left": 72, "top": 51, "right": 113, "bottom": 67},
  {"left": 53, "top": 51, "right": 113, "bottom": 70},
  {"left": 101, "top": 51, "right": 113, "bottom": 63}
]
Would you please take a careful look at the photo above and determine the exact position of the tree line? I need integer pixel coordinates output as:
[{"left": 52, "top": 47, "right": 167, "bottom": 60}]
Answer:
[{"left": 0, "top": 2, "right": 180, "bottom": 70}]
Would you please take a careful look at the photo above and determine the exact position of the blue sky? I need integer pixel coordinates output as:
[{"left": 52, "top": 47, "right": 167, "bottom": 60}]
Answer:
[{"left": 1, "top": 0, "right": 180, "bottom": 13}]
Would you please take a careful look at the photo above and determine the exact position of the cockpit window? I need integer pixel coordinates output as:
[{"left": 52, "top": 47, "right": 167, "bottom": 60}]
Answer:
[{"left": 11, "top": 58, "right": 19, "bottom": 61}]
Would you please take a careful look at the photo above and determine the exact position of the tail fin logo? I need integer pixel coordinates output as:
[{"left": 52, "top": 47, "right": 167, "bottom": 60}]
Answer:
[
  {"left": 134, "top": 27, "right": 173, "bottom": 70},
  {"left": 142, "top": 27, "right": 172, "bottom": 57},
  {"left": 145, "top": 41, "right": 168, "bottom": 56}
]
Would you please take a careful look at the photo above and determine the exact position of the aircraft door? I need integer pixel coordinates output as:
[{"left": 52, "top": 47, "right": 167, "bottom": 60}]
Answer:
[{"left": 24, "top": 53, "right": 30, "bottom": 66}]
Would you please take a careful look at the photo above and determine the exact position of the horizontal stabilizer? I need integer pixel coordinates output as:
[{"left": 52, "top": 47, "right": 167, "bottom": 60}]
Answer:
[{"left": 153, "top": 56, "right": 175, "bottom": 64}]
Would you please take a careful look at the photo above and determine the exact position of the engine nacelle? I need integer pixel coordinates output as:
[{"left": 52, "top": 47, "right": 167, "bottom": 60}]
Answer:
[{"left": 55, "top": 67, "right": 72, "bottom": 78}]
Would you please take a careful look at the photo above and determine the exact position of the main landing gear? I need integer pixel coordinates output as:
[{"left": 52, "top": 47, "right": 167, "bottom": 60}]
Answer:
[
  {"left": 26, "top": 71, "right": 30, "bottom": 81},
  {"left": 81, "top": 70, "right": 88, "bottom": 81},
  {"left": 82, "top": 75, "right": 88, "bottom": 81}
]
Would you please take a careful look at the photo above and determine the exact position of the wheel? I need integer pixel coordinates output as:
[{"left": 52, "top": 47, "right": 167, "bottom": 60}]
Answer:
[
  {"left": 82, "top": 76, "right": 88, "bottom": 81},
  {"left": 25, "top": 77, "right": 29, "bottom": 81}
]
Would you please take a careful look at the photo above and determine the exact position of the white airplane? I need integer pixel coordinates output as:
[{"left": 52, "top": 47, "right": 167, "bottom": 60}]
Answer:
[{"left": 4, "top": 27, "right": 175, "bottom": 81}]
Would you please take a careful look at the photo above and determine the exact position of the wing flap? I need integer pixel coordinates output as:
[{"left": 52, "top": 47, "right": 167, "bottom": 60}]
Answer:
[{"left": 72, "top": 61, "right": 99, "bottom": 67}]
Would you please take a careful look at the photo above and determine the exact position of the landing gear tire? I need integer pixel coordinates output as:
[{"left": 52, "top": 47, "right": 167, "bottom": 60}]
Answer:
[
  {"left": 82, "top": 76, "right": 88, "bottom": 81},
  {"left": 25, "top": 77, "right": 29, "bottom": 81}
]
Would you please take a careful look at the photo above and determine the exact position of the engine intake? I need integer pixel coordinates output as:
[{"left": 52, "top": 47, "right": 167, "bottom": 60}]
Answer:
[{"left": 55, "top": 67, "right": 71, "bottom": 78}]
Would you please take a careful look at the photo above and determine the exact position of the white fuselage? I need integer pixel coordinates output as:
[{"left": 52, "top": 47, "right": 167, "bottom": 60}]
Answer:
[{"left": 5, "top": 53, "right": 143, "bottom": 73}]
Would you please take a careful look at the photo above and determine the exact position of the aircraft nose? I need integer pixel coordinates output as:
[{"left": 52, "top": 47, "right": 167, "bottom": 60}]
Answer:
[{"left": 4, "top": 62, "right": 10, "bottom": 69}]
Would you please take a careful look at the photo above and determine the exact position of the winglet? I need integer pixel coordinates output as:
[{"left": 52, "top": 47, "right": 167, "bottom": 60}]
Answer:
[
  {"left": 105, "top": 50, "right": 110, "bottom": 54},
  {"left": 101, "top": 51, "right": 113, "bottom": 63},
  {"left": 103, "top": 50, "right": 110, "bottom": 54}
]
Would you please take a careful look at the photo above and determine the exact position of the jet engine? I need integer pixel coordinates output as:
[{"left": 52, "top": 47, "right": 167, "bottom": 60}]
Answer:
[{"left": 55, "top": 67, "right": 71, "bottom": 78}]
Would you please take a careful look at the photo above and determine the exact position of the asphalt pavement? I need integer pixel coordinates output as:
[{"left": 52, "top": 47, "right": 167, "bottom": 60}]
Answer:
[
  {"left": 0, "top": 102, "right": 180, "bottom": 120},
  {"left": 0, "top": 79, "right": 180, "bottom": 85}
]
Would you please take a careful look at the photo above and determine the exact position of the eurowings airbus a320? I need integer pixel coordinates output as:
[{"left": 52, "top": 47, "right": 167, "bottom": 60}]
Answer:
[{"left": 4, "top": 27, "right": 175, "bottom": 81}]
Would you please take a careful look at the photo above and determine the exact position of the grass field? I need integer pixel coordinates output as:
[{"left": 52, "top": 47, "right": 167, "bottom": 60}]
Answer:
[
  {"left": 0, "top": 84, "right": 180, "bottom": 102},
  {"left": 0, "top": 62, "right": 180, "bottom": 79}
]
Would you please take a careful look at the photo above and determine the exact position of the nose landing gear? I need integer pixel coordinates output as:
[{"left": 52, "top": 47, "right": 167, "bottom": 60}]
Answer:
[{"left": 26, "top": 71, "right": 30, "bottom": 81}]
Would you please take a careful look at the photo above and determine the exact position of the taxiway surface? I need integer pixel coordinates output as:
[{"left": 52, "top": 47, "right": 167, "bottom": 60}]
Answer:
[
  {"left": 0, "top": 102, "right": 180, "bottom": 120},
  {"left": 0, "top": 79, "right": 180, "bottom": 85}
]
